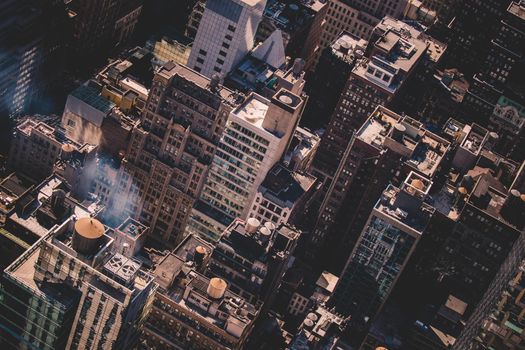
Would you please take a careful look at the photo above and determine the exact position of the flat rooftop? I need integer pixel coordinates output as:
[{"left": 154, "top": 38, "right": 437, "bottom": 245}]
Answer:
[
  {"left": 375, "top": 183, "right": 434, "bottom": 234},
  {"left": 158, "top": 61, "right": 242, "bottom": 107},
  {"left": 461, "top": 124, "right": 488, "bottom": 155},
  {"left": 330, "top": 32, "right": 367, "bottom": 63},
  {"left": 508, "top": 1, "right": 525, "bottom": 20},
  {"left": 232, "top": 94, "right": 270, "bottom": 128},
  {"left": 260, "top": 164, "right": 316, "bottom": 207},
  {"left": 357, "top": 107, "right": 450, "bottom": 177}
]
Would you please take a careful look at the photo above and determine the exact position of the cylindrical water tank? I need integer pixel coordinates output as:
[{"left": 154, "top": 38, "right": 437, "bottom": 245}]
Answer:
[
  {"left": 72, "top": 218, "right": 104, "bottom": 255},
  {"left": 207, "top": 278, "right": 227, "bottom": 299},
  {"left": 245, "top": 218, "right": 260, "bottom": 234}
]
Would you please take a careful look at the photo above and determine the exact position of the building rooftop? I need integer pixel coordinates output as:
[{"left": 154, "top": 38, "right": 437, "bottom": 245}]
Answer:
[
  {"left": 6, "top": 216, "right": 155, "bottom": 305},
  {"left": 434, "top": 69, "right": 469, "bottom": 103},
  {"left": 352, "top": 18, "right": 432, "bottom": 94},
  {"left": 263, "top": 0, "right": 325, "bottom": 34},
  {"left": 259, "top": 164, "right": 316, "bottom": 208},
  {"left": 9, "top": 175, "right": 103, "bottom": 237},
  {"left": 158, "top": 61, "right": 243, "bottom": 107},
  {"left": 375, "top": 173, "right": 435, "bottom": 235},
  {"left": 117, "top": 217, "right": 148, "bottom": 238},
  {"left": 329, "top": 32, "right": 367, "bottom": 64},
  {"left": 357, "top": 107, "right": 450, "bottom": 177},
  {"left": 233, "top": 94, "right": 270, "bottom": 128},
  {"left": 155, "top": 268, "right": 258, "bottom": 341},
  {"left": 460, "top": 124, "right": 489, "bottom": 156},
  {"left": 293, "top": 305, "right": 347, "bottom": 348},
  {"left": 70, "top": 84, "right": 115, "bottom": 115},
  {"left": 508, "top": 1, "right": 525, "bottom": 20}
]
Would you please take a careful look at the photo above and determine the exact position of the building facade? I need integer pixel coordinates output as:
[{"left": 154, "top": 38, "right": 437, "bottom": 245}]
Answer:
[
  {"left": 188, "top": 89, "right": 303, "bottom": 241},
  {"left": 187, "top": 0, "right": 267, "bottom": 78},
  {"left": 112, "top": 62, "right": 241, "bottom": 247}
]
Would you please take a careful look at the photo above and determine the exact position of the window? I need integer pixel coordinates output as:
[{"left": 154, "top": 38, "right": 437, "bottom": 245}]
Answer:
[
  {"left": 219, "top": 50, "right": 227, "bottom": 57},
  {"left": 196, "top": 57, "right": 204, "bottom": 64},
  {"left": 225, "top": 34, "right": 233, "bottom": 41},
  {"left": 199, "top": 49, "right": 207, "bottom": 56},
  {"left": 227, "top": 25, "right": 236, "bottom": 32},
  {"left": 214, "top": 67, "right": 221, "bottom": 73},
  {"left": 216, "top": 58, "right": 224, "bottom": 65},
  {"left": 222, "top": 42, "right": 230, "bottom": 49}
]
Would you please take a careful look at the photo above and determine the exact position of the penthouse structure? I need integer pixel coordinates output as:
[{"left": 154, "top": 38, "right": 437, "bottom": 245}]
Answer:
[
  {"left": 188, "top": 89, "right": 303, "bottom": 241},
  {"left": 112, "top": 62, "right": 242, "bottom": 247},
  {"left": 283, "top": 126, "right": 320, "bottom": 173},
  {"left": 311, "top": 106, "right": 450, "bottom": 269},
  {"left": 247, "top": 164, "right": 317, "bottom": 227},
  {"left": 289, "top": 305, "right": 349, "bottom": 349},
  {"left": 0, "top": 216, "right": 156, "bottom": 349},
  {"left": 226, "top": 39, "right": 307, "bottom": 99},
  {"left": 142, "top": 234, "right": 257, "bottom": 350},
  {"left": 206, "top": 218, "right": 301, "bottom": 306},
  {"left": 330, "top": 172, "right": 435, "bottom": 322}
]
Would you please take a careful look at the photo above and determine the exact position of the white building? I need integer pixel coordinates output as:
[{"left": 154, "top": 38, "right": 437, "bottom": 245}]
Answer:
[
  {"left": 187, "top": 0, "right": 267, "bottom": 78},
  {"left": 188, "top": 89, "right": 303, "bottom": 241}
]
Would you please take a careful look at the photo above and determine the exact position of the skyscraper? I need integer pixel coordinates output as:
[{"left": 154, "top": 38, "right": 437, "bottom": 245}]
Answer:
[
  {"left": 111, "top": 62, "right": 242, "bottom": 247},
  {"left": 187, "top": 89, "right": 304, "bottom": 241},
  {"left": 187, "top": 0, "right": 267, "bottom": 78},
  {"left": 330, "top": 172, "right": 435, "bottom": 322}
]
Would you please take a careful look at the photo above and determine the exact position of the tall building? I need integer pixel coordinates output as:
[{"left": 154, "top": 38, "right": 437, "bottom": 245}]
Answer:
[
  {"left": 188, "top": 89, "right": 304, "bottom": 241},
  {"left": 187, "top": 0, "right": 267, "bottom": 78},
  {"left": 312, "top": 0, "right": 408, "bottom": 69},
  {"left": 312, "top": 19, "right": 433, "bottom": 196},
  {"left": 8, "top": 118, "right": 64, "bottom": 182},
  {"left": 141, "top": 234, "right": 259, "bottom": 350},
  {"left": 66, "top": 0, "right": 143, "bottom": 62},
  {"left": 205, "top": 217, "right": 301, "bottom": 306},
  {"left": 0, "top": 0, "right": 70, "bottom": 117},
  {"left": 330, "top": 172, "right": 435, "bottom": 322},
  {"left": 310, "top": 106, "right": 450, "bottom": 270},
  {"left": 461, "top": 259, "right": 525, "bottom": 349},
  {"left": 461, "top": 1, "right": 525, "bottom": 161},
  {"left": 442, "top": 0, "right": 509, "bottom": 76},
  {"left": 112, "top": 62, "right": 242, "bottom": 247},
  {"left": 0, "top": 216, "right": 156, "bottom": 349},
  {"left": 302, "top": 31, "right": 367, "bottom": 129}
]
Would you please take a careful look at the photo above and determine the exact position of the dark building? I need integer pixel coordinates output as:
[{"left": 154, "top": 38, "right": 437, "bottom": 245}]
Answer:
[
  {"left": 311, "top": 18, "right": 439, "bottom": 221},
  {"left": 462, "top": 1, "right": 525, "bottom": 161},
  {"left": 206, "top": 218, "right": 300, "bottom": 307},
  {"left": 302, "top": 32, "right": 367, "bottom": 129},
  {"left": 66, "top": 0, "right": 143, "bottom": 63},
  {"left": 310, "top": 106, "right": 450, "bottom": 271},
  {"left": 0, "top": 0, "right": 70, "bottom": 117},
  {"left": 442, "top": 0, "right": 509, "bottom": 76}
]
